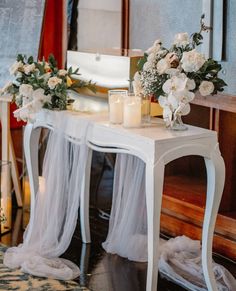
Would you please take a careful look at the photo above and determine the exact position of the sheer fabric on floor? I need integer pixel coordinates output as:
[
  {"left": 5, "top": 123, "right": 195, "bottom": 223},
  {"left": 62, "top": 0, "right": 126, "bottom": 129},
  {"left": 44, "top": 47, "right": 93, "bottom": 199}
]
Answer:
[
  {"left": 4, "top": 114, "right": 90, "bottom": 280},
  {"left": 103, "top": 154, "right": 236, "bottom": 291}
]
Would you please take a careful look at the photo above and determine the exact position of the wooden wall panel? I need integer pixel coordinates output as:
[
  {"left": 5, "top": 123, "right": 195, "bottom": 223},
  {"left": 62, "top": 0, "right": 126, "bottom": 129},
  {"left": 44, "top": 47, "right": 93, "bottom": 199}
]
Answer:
[{"left": 218, "top": 110, "right": 236, "bottom": 212}]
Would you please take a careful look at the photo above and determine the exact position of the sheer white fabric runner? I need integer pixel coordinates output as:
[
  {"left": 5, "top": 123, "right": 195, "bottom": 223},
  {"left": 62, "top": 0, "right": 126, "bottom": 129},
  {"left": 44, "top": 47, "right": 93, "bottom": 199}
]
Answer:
[
  {"left": 103, "top": 154, "right": 236, "bottom": 291},
  {"left": 4, "top": 113, "right": 90, "bottom": 280},
  {"left": 3, "top": 112, "right": 236, "bottom": 290}
]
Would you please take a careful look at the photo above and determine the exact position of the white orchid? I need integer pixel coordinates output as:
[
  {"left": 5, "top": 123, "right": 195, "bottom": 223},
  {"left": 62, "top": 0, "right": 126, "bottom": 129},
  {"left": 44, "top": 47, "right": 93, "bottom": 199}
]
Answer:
[
  {"left": 174, "top": 102, "right": 191, "bottom": 116},
  {"left": 159, "top": 74, "right": 195, "bottom": 127},
  {"left": 159, "top": 95, "right": 173, "bottom": 126},
  {"left": 162, "top": 75, "right": 187, "bottom": 94}
]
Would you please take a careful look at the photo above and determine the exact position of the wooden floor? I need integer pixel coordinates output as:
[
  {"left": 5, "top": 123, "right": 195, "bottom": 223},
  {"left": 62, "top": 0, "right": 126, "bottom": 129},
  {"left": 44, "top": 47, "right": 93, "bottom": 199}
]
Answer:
[{"left": 0, "top": 205, "right": 235, "bottom": 291}]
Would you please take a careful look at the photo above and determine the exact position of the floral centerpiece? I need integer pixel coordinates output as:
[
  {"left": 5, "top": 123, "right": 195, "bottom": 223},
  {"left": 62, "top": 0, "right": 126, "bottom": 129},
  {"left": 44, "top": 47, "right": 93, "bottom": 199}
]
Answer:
[
  {"left": 133, "top": 15, "right": 227, "bottom": 130},
  {"left": 0, "top": 54, "right": 95, "bottom": 121}
]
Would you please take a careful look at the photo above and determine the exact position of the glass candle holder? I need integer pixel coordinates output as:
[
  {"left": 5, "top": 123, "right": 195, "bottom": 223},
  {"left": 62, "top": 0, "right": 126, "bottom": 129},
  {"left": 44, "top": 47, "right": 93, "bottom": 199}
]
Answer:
[
  {"left": 123, "top": 94, "right": 142, "bottom": 128},
  {"left": 141, "top": 94, "right": 151, "bottom": 124},
  {"left": 108, "top": 90, "right": 127, "bottom": 124}
]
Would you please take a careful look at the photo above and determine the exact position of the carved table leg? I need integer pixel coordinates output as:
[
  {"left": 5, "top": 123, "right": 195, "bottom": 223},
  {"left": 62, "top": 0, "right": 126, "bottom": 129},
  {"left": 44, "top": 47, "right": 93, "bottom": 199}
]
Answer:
[
  {"left": 145, "top": 159, "right": 165, "bottom": 291},
  {"left": 80, "top": 147, "right": 93, "bottom": 243},
  {"left": 23, "top": 124, "right": 41, "bottom": 243},
  {"left": 202, "top": 144, "right": 225, "bottom": 291}
]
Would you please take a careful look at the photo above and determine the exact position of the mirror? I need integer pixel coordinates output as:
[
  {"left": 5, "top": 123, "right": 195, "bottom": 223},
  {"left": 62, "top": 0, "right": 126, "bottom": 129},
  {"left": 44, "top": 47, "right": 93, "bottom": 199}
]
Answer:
[{"left": 68, "top": 0, "right": 123, "bottom": 51}]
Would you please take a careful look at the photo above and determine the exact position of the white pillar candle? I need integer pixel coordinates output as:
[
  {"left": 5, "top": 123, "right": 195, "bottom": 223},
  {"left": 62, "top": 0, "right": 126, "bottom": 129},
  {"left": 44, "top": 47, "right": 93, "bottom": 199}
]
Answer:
[
  {"left": 109, "top": 97, "right": 124, "bottom": 124},
  {"left": 123, "top": 96, "right": 142, "bottom": 128}
]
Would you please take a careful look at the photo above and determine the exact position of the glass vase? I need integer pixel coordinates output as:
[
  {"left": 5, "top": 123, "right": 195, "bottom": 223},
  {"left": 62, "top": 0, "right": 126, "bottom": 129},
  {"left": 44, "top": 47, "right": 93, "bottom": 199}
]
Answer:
[{"left": 170, "top": 114, "right": 188, "bottom": 131}]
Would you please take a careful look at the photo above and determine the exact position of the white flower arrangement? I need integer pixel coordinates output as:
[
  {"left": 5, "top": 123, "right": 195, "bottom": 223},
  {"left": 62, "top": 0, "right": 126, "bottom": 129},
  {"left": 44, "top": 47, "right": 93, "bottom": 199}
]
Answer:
[
  {"left": 0, "top": 54, "right": 95, "bottom": 121},
  {"left": 133, "top": 15, "right": 226, "bottom": 128}
]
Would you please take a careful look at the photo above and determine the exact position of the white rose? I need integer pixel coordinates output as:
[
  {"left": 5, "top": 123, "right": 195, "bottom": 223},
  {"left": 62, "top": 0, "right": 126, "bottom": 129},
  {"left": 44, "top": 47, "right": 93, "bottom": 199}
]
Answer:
[
  {"left": 9, "top": 61, "right": 24, "bottom": 75},
  {"left": 173, "top": 32, "right": 190, "bottom": 47},
  {"left": 199, "top": 81, "right": 214, "bottom": 96},
  {"left": 47, "top": 77, "right": 62, "bottom": 89},
  {"left": 58, "top": 69, "right": 68, "bottom": 77},
  {"left": 186, "top": 78, "right": 196, "bottom": 91},
  {"left": 181, "top": 49, "right": 206, "bottom": 72},
  {"left": 19, "top": 84, "right": 33, "bottom": 98},
  {"left": 156, "top": 58, "right": 171, "bottom": 75},
  {"left": 23, "top": 63, "right": 36, "bottom": 75},
  {"left": 146, "top": 39, "right": 161, "bottom": 55}
]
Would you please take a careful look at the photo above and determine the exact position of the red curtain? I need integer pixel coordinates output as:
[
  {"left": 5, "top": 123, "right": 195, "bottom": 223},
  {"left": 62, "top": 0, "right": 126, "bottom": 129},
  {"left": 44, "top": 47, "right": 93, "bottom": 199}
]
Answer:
[
  {"left": 11, "top": 0, "right": 66, "bottom": 128},
  {"left": 39, "top": 0, "right": 66, "bottom": 68}
]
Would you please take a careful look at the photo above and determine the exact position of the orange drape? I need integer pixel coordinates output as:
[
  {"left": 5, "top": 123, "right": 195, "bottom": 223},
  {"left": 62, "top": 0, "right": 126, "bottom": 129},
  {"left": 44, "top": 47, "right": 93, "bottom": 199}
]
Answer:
[{"left": 11, "top": 0, "right": 66, "bottom": 128}]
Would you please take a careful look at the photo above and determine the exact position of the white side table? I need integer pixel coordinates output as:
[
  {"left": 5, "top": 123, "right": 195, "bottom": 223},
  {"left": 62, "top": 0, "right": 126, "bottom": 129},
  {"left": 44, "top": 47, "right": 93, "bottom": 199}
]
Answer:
[{"left": 24, "top": 111, "right": 225, "bottom": 291}]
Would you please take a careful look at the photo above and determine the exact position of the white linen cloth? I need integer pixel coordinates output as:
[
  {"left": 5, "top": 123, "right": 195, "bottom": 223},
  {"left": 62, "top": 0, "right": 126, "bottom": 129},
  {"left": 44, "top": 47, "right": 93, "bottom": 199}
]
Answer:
[
  {"left": 4, "top": 113, "right": 90, "bottom": 280},
  {"left": 103, "top": 154, "right": 236, "bottom": 291}
]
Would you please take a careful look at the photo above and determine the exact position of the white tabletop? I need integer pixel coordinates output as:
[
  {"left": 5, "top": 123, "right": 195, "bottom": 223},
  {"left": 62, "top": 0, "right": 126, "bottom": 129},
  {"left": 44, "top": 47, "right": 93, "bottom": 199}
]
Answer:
[{"left": 35, "top": 110, "right": 216, "bottom": 145}]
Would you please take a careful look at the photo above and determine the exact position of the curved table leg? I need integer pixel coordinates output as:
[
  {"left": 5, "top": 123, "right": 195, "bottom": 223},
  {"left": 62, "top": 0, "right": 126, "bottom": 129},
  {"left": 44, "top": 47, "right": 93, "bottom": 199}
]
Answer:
[
  {"left": 145, "top": 159, "right": 165, "bottom": 291},
  {"left": 80, "top": 147, "right": 93, "bottom": 243},
  {"left": 23, "top": 124, "right": 41, "bottom": 243},
  {"left": 202, "top": 145, "right": 225, "bottom": 291}
]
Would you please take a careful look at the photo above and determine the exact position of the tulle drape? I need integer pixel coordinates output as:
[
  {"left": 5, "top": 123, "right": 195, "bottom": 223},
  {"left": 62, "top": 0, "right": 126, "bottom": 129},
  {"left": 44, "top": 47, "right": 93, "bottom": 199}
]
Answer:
[
  {"left": 4, "top": 114, "right": 90, "bottom": 280},
  {"left": 103, "top": 154, "right": 236, "bottom": 291}
]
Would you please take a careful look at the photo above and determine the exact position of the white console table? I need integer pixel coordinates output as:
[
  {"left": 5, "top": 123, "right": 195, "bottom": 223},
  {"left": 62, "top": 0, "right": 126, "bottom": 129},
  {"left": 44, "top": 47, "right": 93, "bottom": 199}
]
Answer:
[{"left": 24, "top": 110, "right": 225, "bottom": 291}]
